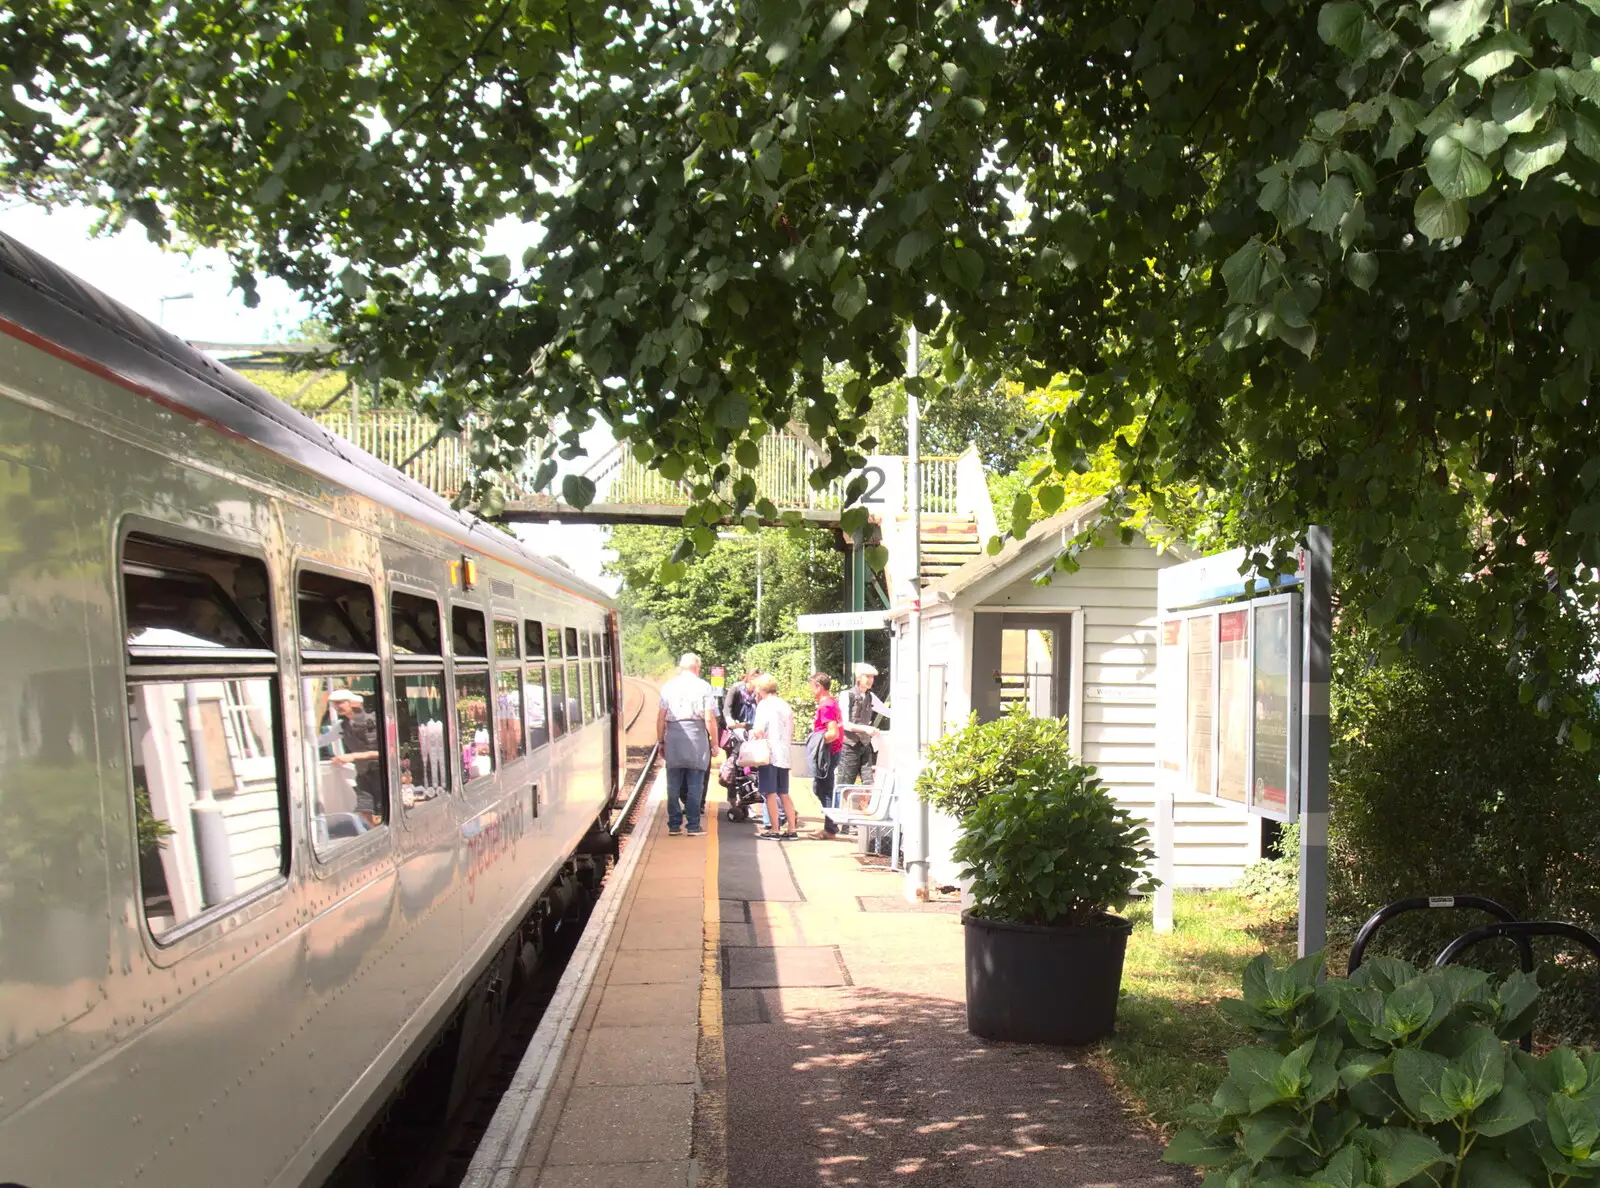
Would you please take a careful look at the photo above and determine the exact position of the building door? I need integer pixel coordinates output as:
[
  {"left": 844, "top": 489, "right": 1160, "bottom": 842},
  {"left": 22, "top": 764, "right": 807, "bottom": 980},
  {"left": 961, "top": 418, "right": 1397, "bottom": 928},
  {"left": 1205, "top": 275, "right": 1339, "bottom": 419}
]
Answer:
[{"left": 971, "top": 613, "right": 1073, "bottom": 723}]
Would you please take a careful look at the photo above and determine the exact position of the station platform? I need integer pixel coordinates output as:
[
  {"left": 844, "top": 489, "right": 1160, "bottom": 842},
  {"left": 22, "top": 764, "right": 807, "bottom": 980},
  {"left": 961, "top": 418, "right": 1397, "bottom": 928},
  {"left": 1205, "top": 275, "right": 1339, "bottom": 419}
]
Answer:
[{"left": 483, "top": 776, "right": 1186, "bottom": 1187}]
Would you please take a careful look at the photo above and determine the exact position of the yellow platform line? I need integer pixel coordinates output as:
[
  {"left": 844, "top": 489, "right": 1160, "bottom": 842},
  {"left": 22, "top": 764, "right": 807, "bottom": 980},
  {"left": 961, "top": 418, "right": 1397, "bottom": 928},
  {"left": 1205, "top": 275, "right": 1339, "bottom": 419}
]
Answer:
[{"left": 694, "top": 808, "right": 729, "bottom": 1188}]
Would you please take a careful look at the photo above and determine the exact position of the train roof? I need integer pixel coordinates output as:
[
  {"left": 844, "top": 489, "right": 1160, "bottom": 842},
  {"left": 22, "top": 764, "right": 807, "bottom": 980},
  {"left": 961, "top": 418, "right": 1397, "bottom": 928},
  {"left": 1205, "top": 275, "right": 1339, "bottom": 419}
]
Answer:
[{"left": 0, "top": 231, "right": 614, "bottom": 608}]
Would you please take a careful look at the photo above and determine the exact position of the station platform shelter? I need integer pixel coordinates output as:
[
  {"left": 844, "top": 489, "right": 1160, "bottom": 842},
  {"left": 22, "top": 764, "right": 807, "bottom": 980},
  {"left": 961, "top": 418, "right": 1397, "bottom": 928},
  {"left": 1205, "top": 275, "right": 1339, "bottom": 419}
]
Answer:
[{"left": 468, "top": 772, "right": 1186, "bottom": 1188}]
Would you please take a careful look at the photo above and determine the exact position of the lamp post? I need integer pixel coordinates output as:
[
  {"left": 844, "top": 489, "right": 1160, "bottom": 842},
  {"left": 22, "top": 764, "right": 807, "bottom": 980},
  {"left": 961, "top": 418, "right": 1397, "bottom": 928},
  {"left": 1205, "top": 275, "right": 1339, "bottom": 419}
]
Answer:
[
  {"left": 903, "top": 323, "right": 927, "bottom": 902},
  {"left": 158, "top": 291, "right": 194, "bottom": 329}
]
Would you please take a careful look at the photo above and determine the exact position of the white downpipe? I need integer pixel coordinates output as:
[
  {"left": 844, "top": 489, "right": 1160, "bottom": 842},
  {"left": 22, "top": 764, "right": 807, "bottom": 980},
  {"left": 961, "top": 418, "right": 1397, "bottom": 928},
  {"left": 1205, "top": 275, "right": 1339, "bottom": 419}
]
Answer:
[{"left": 903, "top": 325, "right": 928, "bottom": 902}]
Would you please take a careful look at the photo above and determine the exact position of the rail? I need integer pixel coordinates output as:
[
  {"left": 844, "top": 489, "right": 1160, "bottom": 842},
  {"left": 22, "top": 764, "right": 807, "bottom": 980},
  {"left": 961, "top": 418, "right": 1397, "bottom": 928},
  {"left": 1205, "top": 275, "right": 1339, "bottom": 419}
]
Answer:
[{"left": 611, "top": 742, "right": 660, "bottom": 836}]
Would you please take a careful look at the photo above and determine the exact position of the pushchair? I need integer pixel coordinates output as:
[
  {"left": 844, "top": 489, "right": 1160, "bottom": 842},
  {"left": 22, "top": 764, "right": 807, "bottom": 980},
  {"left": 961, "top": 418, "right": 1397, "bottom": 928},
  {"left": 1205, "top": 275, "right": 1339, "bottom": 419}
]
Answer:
[{"left": 719, "top": 723, "right": 765, "bottom": 823}]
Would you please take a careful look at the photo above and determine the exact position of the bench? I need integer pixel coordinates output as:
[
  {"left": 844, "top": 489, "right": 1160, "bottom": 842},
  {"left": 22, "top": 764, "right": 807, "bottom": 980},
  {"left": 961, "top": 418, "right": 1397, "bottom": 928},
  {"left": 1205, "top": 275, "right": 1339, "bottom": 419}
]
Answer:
[{"left": 823, "top": 771, "right": 900, "bottom": 864}]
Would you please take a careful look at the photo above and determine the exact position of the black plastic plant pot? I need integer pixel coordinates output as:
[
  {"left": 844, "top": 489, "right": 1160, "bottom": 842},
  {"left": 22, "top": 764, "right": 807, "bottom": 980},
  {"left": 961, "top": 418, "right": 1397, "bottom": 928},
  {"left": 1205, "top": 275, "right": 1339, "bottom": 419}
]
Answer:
[{"left": 963, "top": 911, "right": 1133, "bottom": 1045}]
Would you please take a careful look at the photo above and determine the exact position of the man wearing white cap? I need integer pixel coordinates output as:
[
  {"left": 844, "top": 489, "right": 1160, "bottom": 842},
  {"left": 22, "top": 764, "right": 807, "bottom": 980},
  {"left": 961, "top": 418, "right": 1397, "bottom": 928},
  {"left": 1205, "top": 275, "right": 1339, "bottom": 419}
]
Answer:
[
  {"left": 328, "top": 688, "right": 383, "bottom": 826},
  {"left": 836, "top": 662, "right": 889, "bottom": 787}
]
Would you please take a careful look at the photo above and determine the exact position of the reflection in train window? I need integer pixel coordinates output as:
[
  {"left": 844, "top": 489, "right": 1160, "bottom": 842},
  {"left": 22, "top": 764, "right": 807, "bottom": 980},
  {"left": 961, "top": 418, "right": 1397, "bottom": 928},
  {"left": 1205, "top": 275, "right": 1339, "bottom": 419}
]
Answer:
[
  {"left": 122, "top": 534, "right": 273, "bottom": 655},
  {"left": 524, "top": 663, "right": 550, "bottom": 750},
  {"left": 297, "top": 571, "right": 378, "bottom": 652},
  {"left": 546, "top": 624, "right": 563, "bottom": 660},
  {"left": 302, "top": 673, "right": 387, "bottom": 854},
  {"left": 121, "top": 535, "right": 287, "bottom": 940},
  {"left": 455, "top": 670, "right": 495, "bottom": 784},
  {"left": 494, "top": 618, "right": 520, "bottom": 660},
  {"left": 495, "top": 669, "right": 525, "bottom": 764},
  {"left": 128, "top": 677, "right": 286, "bottom": 938},
  {"left": 564, "top": 626, "right": 580, "bottom": 657},
  {"left": 452, "top": 605, "right": 488, "bottom": 657},
  {"left": 391, "top": 591, "right": 443, "bottom": 655},
  {"left": 581, "top": 661, "right": 596, "bottom": 723},
  {"left": 394, "top": 671, "right": 451, "bottom": 809},
  {"left": 567, "top": 660, "right": 585, "bottom": 727},
  {"left": 548, "top": 664, "right": 567, "bottom": 740},
  {"left": 525, "top": 619, "right": 545, "bottom": 658}
]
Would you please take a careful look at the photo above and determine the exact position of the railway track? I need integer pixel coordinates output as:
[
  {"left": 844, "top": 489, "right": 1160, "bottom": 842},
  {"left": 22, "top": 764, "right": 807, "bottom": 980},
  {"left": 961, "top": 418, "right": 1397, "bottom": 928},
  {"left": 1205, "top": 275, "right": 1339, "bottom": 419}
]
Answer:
[{"left": 328, "top": 678, "right": 661, "bottom": 1188}]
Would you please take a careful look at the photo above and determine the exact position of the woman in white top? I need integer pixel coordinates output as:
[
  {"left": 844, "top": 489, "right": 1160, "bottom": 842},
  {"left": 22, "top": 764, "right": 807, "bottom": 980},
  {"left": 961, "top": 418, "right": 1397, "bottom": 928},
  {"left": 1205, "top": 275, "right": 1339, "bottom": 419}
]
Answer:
[{"left": 750, "top": 673, "right": 798, "bottom": 840}]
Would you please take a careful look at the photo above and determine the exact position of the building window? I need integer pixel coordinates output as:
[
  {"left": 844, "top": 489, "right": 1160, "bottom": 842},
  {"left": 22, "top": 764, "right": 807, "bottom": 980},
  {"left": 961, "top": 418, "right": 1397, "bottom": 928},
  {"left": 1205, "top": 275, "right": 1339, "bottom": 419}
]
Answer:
[
  {"left": 299, "top": 571, "right": 386, "bottom": 855},
  {"left": 392, "top": 591, "right": 450, "bottom": 811},
  {"left": 121, "top": 534, "right": 286, "bottom": 940}
]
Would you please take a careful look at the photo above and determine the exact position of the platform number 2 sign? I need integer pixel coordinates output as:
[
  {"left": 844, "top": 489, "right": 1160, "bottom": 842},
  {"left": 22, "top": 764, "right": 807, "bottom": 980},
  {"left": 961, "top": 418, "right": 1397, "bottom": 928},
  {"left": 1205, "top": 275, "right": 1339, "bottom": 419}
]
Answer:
[{"left": 859, "top": 466, "right": 887, "bottom": 504}]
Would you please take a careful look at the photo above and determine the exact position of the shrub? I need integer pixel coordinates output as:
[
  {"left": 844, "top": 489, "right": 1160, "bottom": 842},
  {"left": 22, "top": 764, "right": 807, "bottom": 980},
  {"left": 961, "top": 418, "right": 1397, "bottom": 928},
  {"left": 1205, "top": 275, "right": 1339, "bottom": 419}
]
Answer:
[
  {"left": 1237, "top": 822, "right": 1301, "bottom": 928},
  {"left": 1164, "top": 953, "right": 1600, "bottom": 1188},
  {"left": 952, "top": 759, "right": 1158, "bottom": 927},
  {"left": 917, "top": 705, "right": 1075, "bottom": 819},
  {"left": 1328, "top": 614, "right": 1600, "bottom": 994}
]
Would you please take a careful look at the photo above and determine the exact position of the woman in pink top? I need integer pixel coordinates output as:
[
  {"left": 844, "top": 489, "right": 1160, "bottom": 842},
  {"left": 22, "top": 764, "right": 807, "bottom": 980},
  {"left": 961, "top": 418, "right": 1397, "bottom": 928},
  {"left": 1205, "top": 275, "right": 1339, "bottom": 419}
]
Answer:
[{"left": 809, "top": 672, "right": 845, "bottom": 838}]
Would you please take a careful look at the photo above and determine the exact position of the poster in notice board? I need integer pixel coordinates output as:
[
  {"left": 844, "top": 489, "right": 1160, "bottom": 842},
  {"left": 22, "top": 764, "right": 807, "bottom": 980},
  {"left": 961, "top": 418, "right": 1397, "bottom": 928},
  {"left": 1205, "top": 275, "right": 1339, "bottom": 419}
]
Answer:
[
  {"left": 1216, "top": 610, "right": 1250, "bottom": 804},
  {"left": 1251, "top": 600, "right": 1293, "bottom": 817},
  {"left": 1185, "top": 614, "right": 1214, "bottom": 799},
  {"left": 1157, "top": 619, "right": 1185, "bottom": 776}
]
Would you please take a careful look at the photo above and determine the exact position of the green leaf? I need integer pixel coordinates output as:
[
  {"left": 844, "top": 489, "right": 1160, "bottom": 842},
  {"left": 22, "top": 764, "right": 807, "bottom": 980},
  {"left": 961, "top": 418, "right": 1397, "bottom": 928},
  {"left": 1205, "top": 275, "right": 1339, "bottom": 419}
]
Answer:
[
  {"left": 1415, "top": 186, "right": 1469, "bottom": 240},
  {"left": 1504, "top": 126, "right": 1568, "bottom": 182},
  {"left": 1427, "top": 0, "right": 1492, "bottom": 52},
  {"left": 1164, "top": 1128, "right": 1236, "bottom": 1167},
  {"left": 338, "top": 266, "right": 368, "bottom": 300},
  {"left": 892, "top": 231, "right": 932, "bottom": 271},
  {"left": 865, "top": 543, "right": 889, "bottom": 572},
  {"left": 1037, "top": 483, "right": 1065, "bottom": 515},
  {"left": 1310, "top": 175, "right": 1357, "bottom": 234},
  {"left": 735, "top": 440, "right": 760, "bottom": 469},
  {"left": 1371, "top": 1127, "right": 1450, "bottom": 1187},
  {"left": 1385, "top": 977, "right": 1436, "bottom": 1036},
  {"left": 819, "top": 6, "right": 852, "bottom": 46},
  {"left": 484, "top": 254, "right": 512, "bottom": 282},
  {"left": 1473, "top": 1083, "right": 1538, "bottom": 1137},
  {"left": 1394, "top": 1047, "right": 1454, "bottom": 1120},
  {"left": 1458, "top": 1152, "right": 1536, "bottom": 1188},
  {"left": 832, "top": 274, "right": 868, "bottom": 321},
  {"left": 562, "top": 473, "right": 597, "bottom": 509},
  {"left": 1550, "top": 1093, "right": 1600, "bottom": 1160},
  {"left": 1318, "top": 1, "right": 1367, "bottom": 57},
  {"left": 1493, "top": 71, "right": 1557, "bottom": 134},
  {"left": 1463, "top": 33, "right": 1527, "bottom": 83},
  {"left": 1221, "top": 238, "right": 1279, "bottom": 304},
  {"left": 1426, "top": 133, "right": 1493, "bottom": 200},
  {"left": 1240, "top": 1111, "right": 1297, "bottom": 1161},
  {"left": 1345, "top": 250, "right": 1378, "bottom": 291}
]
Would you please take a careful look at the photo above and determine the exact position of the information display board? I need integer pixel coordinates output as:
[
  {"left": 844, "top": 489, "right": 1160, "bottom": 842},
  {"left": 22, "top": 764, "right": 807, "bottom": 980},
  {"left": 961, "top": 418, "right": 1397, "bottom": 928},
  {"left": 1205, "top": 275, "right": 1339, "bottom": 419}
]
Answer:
[{"left": 1156, "top": 584, "right": 1300, "bottom": 823}]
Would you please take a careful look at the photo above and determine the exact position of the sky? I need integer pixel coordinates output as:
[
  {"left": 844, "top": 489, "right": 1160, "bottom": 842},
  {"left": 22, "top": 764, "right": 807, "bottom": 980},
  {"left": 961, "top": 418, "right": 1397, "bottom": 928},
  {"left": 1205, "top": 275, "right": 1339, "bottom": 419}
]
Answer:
[{"left": 0, "top": 201, "right": 621, "bottom": 593}]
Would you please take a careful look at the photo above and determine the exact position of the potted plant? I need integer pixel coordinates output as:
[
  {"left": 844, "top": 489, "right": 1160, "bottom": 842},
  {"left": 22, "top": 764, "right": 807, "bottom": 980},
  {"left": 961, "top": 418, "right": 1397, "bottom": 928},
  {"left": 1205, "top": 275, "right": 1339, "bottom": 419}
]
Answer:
[{"left": 952, "top": 757, "right": 1158, "bottom": 1045}]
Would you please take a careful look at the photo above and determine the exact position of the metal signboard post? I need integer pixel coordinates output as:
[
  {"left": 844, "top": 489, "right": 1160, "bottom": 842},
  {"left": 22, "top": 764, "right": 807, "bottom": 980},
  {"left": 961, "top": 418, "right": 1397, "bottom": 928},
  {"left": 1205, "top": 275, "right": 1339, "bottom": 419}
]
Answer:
[{"left": 1153, "top": 529, "right": 1330, "bottom": 957}]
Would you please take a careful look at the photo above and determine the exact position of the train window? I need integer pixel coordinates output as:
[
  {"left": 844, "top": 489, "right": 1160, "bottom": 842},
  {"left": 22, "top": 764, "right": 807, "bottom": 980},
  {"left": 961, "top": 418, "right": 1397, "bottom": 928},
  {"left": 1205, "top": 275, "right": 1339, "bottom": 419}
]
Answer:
[
  {"left": 595, "top": 660, "right": 610, "bottom": 715},
  {"left": 581, "top": 661, "right": 596, "bottom": 723},
  {"left": 568, "top": 658, "right": 586, "bottom": 727},
  {"left": 602, "top": 631, "right": 612, "bottom": 658},
  {"left": 123, "top": 534, "right": 273, "bottom": 658},
  {"left": 590, "top": 632, "right": 603, "bottom": 659},
  {"left": 495, "top": 669, "right": 525, "bottom": 764},
  {"left": 455, "top": 670, "right": 494, "bottom": 783},
  {"left": 524, "top": 662, "right": 550, "bottom": 750},
  {"left": 452, "top": 606, "right": 488, "bottom": 658},
  {"left": 297, "top": 571, "right": 378, "bottom": 653},
  {"left": 494, "top": 618, "right": 520, "bottom": 660},
  {"left": 578, "top": 631, "right": 591, "bottom": 659},
  {"left": 546, "top": 624, "right": 563, "bottom": 660},
  {"left": 564, "top": 626, "right": 580, "bottom": 657},
  {"left": 392, "top": 591, "right": 443, "bottom": 656},
  {"left": 121, "top": 535, "right": 286, "bottom": 941},
  {"left": 299, "top": 571, "right": 387, "bottom": 856},
  {"left": 548, "top": 663, "right": 567, "bottom": 740},
  {"left": 394, "top": 670, "right": 451, "bottom": 809},
  {"left": 525, "top": 619, "right": 545, "bottom": 658}
]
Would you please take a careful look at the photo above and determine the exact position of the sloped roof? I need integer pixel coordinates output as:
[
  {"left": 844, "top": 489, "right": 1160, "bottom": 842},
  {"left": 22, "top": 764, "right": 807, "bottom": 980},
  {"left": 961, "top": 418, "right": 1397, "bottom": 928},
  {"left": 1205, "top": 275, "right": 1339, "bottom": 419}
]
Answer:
[{"left": 898, "top": 496, "right": 1196, "bottom": 612}]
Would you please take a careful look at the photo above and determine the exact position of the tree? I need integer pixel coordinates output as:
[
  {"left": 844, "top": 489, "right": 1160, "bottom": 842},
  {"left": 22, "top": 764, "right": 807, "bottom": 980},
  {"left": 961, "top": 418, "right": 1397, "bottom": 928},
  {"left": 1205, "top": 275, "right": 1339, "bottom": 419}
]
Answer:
[
  {"left": 605, "top": 524, "right": 844, "bottom": 679},
  {"left": 11, "top": 0, "right": 1600, "bottom": 686}
]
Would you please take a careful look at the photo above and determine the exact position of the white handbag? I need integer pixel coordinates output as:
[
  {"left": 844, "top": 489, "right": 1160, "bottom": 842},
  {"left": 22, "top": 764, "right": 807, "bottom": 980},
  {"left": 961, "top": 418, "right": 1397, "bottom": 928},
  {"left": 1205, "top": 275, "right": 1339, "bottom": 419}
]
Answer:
[{"left": 736, "top": 738, "right": 772, "bottom": 767}]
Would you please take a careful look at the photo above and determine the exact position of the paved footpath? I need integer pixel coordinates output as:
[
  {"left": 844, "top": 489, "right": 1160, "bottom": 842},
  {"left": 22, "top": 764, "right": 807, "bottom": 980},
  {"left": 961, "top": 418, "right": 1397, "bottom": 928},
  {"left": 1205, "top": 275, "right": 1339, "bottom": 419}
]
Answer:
[{"left": 513, "top": 786, "right": 1188, "bottom": 1187}]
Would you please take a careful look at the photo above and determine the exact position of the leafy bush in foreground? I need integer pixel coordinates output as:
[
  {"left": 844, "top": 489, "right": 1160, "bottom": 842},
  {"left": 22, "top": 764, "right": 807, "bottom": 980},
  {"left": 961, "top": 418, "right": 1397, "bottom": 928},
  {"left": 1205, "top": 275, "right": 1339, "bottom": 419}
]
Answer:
[
  {"left": 917, "top": 706, "right": 1075, "bottom": 820},
  {"left": 1165, "top": 953, "right": 1600, "bottom": 1187}
]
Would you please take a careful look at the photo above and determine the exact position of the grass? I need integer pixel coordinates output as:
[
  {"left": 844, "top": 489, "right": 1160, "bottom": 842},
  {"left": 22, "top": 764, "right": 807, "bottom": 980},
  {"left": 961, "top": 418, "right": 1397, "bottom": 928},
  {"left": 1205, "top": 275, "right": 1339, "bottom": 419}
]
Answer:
[{"left": 1092, "top": 889, "right": 1297, "bottom": 1136}]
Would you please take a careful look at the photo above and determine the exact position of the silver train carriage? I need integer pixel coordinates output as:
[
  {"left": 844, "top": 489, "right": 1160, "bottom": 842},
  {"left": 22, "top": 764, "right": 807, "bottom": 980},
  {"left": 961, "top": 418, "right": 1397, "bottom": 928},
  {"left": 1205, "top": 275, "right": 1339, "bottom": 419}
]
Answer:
[{"left": 0, "top": 232, "right": 623, "bottom": 1187}]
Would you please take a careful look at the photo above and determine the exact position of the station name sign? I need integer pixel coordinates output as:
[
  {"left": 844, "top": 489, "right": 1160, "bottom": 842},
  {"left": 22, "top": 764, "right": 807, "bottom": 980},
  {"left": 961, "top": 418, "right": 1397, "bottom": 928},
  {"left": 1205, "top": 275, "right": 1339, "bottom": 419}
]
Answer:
[{"left": 795, "top": 611, "right": 893, "bottom": 633}]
